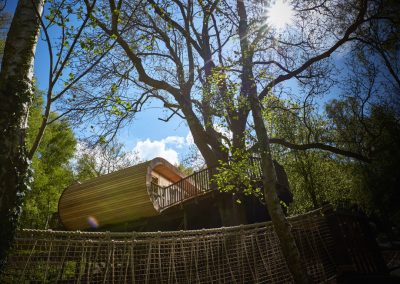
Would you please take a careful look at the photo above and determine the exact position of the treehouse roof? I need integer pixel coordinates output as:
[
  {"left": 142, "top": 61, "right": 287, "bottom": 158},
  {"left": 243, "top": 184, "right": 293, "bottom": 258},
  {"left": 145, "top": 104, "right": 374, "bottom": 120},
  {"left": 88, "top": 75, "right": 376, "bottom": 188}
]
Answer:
[{"left": 58, "top": 157, "right": 185, "bottom": 230}]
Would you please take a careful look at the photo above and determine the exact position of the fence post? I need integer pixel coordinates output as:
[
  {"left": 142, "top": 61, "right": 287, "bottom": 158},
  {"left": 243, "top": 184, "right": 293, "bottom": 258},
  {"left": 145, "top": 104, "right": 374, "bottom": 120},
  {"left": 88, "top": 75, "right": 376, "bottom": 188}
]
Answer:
[{"left": 194, "top": 173, "right": 198, "bottom": 196}]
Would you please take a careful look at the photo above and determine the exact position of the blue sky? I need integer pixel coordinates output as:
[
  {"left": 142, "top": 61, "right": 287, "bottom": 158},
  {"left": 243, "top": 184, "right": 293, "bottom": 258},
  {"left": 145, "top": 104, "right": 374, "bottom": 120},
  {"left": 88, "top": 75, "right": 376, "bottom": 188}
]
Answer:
[{"left": 6, "top": 1, "right": 193, "bottom": 165}]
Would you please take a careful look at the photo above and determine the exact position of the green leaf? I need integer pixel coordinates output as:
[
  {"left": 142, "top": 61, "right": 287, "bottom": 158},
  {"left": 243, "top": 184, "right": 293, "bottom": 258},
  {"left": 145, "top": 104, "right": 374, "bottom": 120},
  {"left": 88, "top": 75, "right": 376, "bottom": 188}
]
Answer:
[{"left": 111, "top": 83, "right": 118, "bottom": 94}]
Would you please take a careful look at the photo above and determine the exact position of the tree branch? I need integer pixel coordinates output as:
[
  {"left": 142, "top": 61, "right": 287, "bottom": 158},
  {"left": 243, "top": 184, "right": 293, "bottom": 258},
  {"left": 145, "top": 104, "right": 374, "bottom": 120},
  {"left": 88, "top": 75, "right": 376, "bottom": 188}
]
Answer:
[
  {"left": 268, "top": 138, "right": 371, "bottom": 163},
  {"left": 259, "top": 0, "right": 368, "bottom": 100}
]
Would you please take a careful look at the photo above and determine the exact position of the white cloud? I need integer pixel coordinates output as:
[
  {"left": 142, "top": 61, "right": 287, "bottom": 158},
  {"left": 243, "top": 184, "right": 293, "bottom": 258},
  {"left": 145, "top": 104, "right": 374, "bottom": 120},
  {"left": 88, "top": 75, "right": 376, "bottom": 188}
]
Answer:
[
  {"left": 133, "top": 137, "right": 180, "bottom": 165},
  {"left": 185, "top": 132, "right": 194, "bottom": 145},
  {"left": 163, "top": 136, "right": 185, "bottom": 148},
  {"left": 132, "top": 132, "right": 202, "bottom": 165}
]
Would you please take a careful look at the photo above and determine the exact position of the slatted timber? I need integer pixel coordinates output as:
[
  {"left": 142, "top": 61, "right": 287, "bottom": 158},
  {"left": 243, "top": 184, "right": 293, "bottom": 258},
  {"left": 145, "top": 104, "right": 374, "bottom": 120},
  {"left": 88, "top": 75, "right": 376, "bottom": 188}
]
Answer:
[{"left": 58, "top": 158, "right": 185, "bottom": 230}]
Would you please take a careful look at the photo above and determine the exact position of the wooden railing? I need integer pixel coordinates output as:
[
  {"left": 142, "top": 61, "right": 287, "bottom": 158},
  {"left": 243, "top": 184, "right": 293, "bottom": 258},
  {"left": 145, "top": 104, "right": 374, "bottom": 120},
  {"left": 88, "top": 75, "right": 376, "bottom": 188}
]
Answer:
[
  {"left": 151, "top": 167, "right": 213, "bottom": 210},
  {"left": 150, "top": 157, "right": 264, "bottom": 211}
]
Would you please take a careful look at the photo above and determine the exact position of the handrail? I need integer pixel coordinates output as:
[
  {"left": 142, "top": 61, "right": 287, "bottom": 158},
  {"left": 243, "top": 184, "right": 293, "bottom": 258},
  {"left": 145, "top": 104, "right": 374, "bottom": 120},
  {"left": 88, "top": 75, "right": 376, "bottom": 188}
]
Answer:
[
  {"left": 150, "top": 157, "right": 264, "bottom": 211},
  {"left": 150, "top": 167, "right": 213, "bottom": 210}
]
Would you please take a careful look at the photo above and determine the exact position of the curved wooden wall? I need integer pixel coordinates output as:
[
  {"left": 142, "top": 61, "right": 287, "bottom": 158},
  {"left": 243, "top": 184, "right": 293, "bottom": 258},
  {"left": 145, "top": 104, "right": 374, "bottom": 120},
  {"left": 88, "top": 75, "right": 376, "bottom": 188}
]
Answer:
[{"left": 58, "top": 157, "right": 184, "bottom": 230}]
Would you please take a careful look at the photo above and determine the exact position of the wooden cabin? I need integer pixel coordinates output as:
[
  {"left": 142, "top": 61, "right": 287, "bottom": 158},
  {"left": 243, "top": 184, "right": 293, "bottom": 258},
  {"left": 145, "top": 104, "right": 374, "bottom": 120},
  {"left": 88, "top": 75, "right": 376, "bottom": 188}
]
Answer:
[
  {"left": 58, "top": 157, "right": 293, "bottom": 231},
  {"left": 58, "top": 157, "right": 187, "bottom": 230}
]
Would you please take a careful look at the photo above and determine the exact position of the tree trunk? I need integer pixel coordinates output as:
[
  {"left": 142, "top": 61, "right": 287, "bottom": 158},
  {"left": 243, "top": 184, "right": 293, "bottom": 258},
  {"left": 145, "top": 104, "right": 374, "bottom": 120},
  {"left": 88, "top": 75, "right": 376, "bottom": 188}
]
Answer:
[
  {"left": 249, "top": 94, "right": 310, "bottom": 283},
  {"left": 0, "top": 0, "right": 43, "bottom": 273},
  {"left": 235, "top": 0, "right": 309, "bottom": 282}
]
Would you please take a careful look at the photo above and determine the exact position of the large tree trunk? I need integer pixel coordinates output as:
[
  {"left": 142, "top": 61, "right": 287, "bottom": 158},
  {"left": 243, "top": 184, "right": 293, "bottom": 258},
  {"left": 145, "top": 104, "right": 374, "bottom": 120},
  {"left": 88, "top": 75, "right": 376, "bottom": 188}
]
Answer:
[
  {"left": 0, "top": 0, "right": 43, "bottom": 273},
  {"left": 249, "top": 92, "right": 310, "bottom": 284},
  {"left": 235, "top": 0, "right": 309, "bottom": 282}
]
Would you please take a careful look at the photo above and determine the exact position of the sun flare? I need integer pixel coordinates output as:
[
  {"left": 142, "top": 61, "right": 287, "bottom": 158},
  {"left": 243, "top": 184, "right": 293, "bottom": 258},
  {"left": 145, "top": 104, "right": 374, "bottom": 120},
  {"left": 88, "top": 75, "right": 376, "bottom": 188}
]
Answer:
[{"left": 266, "top": 0, "right": 294, "bottom": 30}]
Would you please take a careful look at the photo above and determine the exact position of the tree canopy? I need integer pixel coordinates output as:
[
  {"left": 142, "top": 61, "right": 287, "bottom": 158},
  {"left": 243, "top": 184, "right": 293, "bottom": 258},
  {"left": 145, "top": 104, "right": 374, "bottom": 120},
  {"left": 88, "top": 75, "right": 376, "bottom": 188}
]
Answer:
[{"left": 20, "top": 90, "right": 76, "bottom": 229}]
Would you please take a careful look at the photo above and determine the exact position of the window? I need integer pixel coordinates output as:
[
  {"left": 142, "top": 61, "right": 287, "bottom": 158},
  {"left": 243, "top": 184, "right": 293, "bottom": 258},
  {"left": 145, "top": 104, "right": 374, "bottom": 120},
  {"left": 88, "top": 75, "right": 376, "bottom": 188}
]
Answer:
[{"left": 151, "top": 176, "right": 159, "bottom": 185}]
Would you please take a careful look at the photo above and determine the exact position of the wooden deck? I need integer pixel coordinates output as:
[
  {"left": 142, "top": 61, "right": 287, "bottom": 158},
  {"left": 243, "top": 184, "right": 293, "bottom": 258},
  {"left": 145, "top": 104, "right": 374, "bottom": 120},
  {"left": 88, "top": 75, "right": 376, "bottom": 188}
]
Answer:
[{"left": 149, "top": 157, "right": 264, "bottom": 211}]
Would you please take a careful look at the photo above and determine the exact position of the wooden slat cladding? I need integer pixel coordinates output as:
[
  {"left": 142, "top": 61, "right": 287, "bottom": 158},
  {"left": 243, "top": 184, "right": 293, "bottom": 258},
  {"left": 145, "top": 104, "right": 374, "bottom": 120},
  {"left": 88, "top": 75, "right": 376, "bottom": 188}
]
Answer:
[{"left": 58, "top": 158, "right": 185, "bottom": 231}]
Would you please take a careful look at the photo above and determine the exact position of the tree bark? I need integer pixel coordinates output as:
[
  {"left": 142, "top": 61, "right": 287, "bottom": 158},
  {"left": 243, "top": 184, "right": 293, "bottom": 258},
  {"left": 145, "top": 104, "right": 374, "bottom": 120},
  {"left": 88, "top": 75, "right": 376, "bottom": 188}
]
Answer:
[
  {"left": 0, "top": 0, "right": 43, "bottom": 273},
  {"left": 249, "top": 93, "right": 310, "bottom": 284},
  {"left": 236, "top": 0, "right": 309, "bottom": 282}
]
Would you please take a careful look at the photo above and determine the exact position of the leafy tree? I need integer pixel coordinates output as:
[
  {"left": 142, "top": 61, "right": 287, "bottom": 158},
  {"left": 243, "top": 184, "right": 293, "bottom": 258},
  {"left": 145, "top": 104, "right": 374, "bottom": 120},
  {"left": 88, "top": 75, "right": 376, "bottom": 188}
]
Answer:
[
  {"left": 75, "top": 153, "right": 99, "bottom": 181},
  {"left": 26, "top": 0, "right": 110, "bottom": 159},
  {"left": 68, "top": 0, "right": 368, "bottom": 165},
  {"left": 325, "top": 8, "right": 400, "bottom": 223},
  {"left": 262, "top": 96, "right": 361, "bottom": 213},
  {"left": 283, "top": 150, "right": 360, "bottom": 213},
  {"left": 262, "top": 90, "right": 400, "bottom": 229},
  {"left": 0, "top": 0, "right": 104, "bottom": 267},
  {"left": 213, "top": 149, "right": 263, "bottom": 202},
  {"left": 326, "top": 99, "right": 400, "bottom": 226},
  {"left": 19, "top": 91, "right": 76, "bottom": 229},
  {"left": 74, "top": 141, "right": 139, "bottom": 181}
]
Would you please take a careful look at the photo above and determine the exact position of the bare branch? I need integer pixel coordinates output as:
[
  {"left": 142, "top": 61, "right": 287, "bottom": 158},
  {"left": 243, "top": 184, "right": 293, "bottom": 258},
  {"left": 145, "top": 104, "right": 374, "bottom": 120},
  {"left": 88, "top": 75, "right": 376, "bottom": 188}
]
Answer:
[
  {"left": 259, "top": 0, "right": 368, "bottom": 100},
  {"left": 268, "top": 138, "right": 371, "bottom": 163}
]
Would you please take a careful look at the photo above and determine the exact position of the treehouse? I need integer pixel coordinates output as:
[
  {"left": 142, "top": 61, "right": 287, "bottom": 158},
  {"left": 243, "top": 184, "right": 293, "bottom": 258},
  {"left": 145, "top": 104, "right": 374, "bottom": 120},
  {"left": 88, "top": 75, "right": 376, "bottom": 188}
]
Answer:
[
  {"left": 58, "top": 157, "right": 187, "bottom": 230},
  {"left": 58, "top": 157, "right": 293, "bottom": 231}
]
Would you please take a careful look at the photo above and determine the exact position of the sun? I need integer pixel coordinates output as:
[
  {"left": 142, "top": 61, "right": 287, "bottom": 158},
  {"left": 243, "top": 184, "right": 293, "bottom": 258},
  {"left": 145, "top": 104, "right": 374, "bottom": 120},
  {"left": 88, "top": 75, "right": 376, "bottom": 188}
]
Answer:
[{"left": 266, "top": 0, "right": 294, "bottom": 30}]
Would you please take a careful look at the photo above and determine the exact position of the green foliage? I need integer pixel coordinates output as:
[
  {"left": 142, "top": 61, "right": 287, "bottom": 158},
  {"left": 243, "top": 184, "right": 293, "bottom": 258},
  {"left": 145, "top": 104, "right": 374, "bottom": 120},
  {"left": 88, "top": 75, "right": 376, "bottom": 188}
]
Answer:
[
  {"left": 263, "top": 96, "right": 362, "bottom": 214},
  {"left": 279, "top": 150, "right": 361, "bottom": 214},
  {"left": 263, "top": 94, "right": 400, "bottom": 225},
  {"left": 176, "top": 164, "right": 194, "bottom": 176},
  {"left": 75, "top": 153, "right": 99, "bottom": 181},
  {"left": 213, "top": 149, "right": 263, "bottom": 202},
  {"left": 327, "top": 100, "right": 400, "bottom": 225},
  {"left": 20, "top": 92, "right": 76, "bottom": 229},
  {"left": 74, "top": 142, "right": 138, "bottom": 182}
]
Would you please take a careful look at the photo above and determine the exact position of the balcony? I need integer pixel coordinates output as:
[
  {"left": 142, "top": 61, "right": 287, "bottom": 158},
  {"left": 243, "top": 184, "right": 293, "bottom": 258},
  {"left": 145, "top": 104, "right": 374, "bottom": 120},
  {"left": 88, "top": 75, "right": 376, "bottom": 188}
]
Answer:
[{"left": 149, "top": 157, "right": 264, "bottom": 211}]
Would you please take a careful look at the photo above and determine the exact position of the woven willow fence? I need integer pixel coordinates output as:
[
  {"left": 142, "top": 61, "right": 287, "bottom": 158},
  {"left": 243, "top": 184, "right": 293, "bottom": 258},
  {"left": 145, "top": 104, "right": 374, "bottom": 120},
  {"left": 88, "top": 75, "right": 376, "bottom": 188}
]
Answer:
[{"left": 2, "top": 208, "right": 337, "bottom": 283}]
